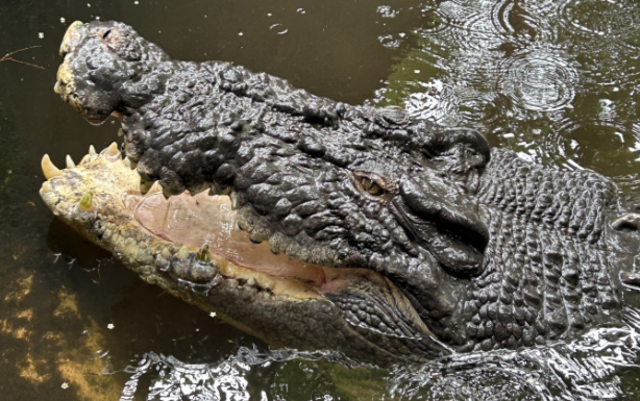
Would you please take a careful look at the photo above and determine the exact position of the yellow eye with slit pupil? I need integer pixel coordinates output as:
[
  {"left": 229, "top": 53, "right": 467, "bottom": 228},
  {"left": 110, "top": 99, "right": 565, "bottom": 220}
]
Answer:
[{"left": 361, "top": 177, "right": 383, "bottom": 196}]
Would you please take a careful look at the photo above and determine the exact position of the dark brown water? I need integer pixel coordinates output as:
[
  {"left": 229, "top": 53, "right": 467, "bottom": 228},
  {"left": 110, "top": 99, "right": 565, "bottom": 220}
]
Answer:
[{"left": 1, "top": 0, "right": 640, "bottom": 400}]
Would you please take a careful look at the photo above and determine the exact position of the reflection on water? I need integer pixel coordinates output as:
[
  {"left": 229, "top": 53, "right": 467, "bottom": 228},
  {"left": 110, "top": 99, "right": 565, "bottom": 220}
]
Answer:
[
  {"left": 115, "top": 312, "right": 640, "bottom": 400},
  {"left": 1, "top": 0, "right": 640, "bottom": 399}
]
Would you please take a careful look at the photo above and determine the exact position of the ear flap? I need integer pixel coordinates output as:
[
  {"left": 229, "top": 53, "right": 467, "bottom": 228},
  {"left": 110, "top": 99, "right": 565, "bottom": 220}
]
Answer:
[
  {"left": 392, "top": 177, "right": 489, "bottom": 277},
  {"left": 422, "top": 127, "right": 490, "bottom": 163},
  {"left": 410, "top": 125, "right": 490, "bottom": 192}
]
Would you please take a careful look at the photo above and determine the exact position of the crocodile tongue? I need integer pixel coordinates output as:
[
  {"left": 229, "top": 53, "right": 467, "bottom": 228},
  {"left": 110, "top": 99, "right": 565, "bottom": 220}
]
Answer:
[{"left": 125, "top": 190, "right": 328, "bottom": 285}]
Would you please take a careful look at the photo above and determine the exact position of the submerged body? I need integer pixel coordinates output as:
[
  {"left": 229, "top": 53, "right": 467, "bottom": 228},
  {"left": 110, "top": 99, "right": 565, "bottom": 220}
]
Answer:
[{"left": 42, "top": 20, "right": 640, "bottom": 363}]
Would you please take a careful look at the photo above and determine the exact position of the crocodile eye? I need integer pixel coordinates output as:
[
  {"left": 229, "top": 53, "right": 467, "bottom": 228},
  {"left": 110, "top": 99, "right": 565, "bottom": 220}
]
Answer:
[
  {"left": 351, "top": 172, "right": 393, "bottom": 201},
  {"left": 361, "top": 177, "right": 384, "bottom": 196},
  {"left": 103, "top": 29, "right": 112, "bottom": 40}
]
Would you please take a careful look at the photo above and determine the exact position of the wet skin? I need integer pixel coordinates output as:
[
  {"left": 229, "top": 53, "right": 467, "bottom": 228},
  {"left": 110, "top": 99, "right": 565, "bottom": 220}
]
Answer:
[{"left": 44, "top": 20, "right": 640, "bottom": 362}]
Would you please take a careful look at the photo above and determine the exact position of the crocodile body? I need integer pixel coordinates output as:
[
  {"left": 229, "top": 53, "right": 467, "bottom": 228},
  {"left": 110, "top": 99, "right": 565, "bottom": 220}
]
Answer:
[{"left": 42, "top": 20, "right": 640, "bottom": 363}]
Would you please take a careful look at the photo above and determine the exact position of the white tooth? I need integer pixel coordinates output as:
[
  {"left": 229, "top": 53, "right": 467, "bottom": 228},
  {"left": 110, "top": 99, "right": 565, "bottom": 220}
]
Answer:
[
  {"left": 105, "top": 142, "right": 119, "bottom": 156},
  {"left": 65, "top": 154, "right": 76, "bottom": 168},
  {"left": 104, "top": 142, "right": 121, "bottom": 162},
  {"left": 148, "top": 181, "right": 163, "bottom": 194},
  {"left": 89, "top": 145, "right": 97, "bottom": 155},
  {"left": 41, "top": 154, "right": 62, "bottom": 180}
]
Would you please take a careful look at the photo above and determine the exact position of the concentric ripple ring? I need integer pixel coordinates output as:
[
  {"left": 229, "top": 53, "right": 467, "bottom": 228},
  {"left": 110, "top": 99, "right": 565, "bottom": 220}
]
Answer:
[{"left": 497, "top": 47, "right": 577, "bottom": 113}]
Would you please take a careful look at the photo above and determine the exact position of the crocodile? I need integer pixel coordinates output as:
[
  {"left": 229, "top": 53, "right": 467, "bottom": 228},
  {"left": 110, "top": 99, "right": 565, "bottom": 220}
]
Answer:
[{"left": 41, "top": 20, "right": 640, "bottom": 364}]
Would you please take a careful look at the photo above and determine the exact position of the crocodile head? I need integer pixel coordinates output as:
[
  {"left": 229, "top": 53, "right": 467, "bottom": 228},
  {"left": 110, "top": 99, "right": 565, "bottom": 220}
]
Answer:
[{"left": 47, "top": 21, "right": 640, "bottom": 358}]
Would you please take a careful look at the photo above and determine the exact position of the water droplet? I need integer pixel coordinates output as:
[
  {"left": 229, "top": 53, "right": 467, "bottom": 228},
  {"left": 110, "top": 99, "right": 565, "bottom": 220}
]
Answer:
[
  {"left": 134, "top": 0, "right": 139, "bottom": 4},
  {"left": 398, "top": 32, "right": 406, "bottom": 38},
  {"left": 238, "top": 32, "right": 243, "bottom": 36},
  {"left": 296, "top": 8, "right": 306, "bottom": 14},
  {"left": 38, "top": 32, "right": 44, "bottom": 39},
  {"left": 95, "top": 16, "right": 100, "bottom": 20},
  {"left": 267, "top": 13, "right": 272, "bottom": 17},
  {"left": 414, "top": 69, "right": 420, "bottom": 74},
  {"left": 61, "top": 382, "right": 69, "bottom": 390},
  {"left": 107, "top": 323, "right": 115, "bottom": 330},
  {"left": 87, "top": 3, "right": 91, "bottom": 7},
  {"left": 60, "top": 17, "right": 66, "bottom": 24}
]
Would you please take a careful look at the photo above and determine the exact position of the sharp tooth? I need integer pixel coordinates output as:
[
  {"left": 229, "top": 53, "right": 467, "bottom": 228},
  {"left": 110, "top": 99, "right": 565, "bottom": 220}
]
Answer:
[
  {"left": 148, "top": 181, "right": 163, "bottom": 194},
  {"left": 41, "top": 154, "right": 62, "bottom": 180},
  {"left": 89, "top": 145, "right": 97, "bottom": 155},
  {"left": 105, "top": 142, "right": 119, "bottom": 156},
  {"left": 66, "top": 154, "right": 76, "bottom": 168},
  {"left": 104, "top": 142, "right": 121, "bottom": 162}
]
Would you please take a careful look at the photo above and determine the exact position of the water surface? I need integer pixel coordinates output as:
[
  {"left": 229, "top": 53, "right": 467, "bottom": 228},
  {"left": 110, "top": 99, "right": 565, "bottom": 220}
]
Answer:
[{"left": 1, "top": 0, "right": 640, "bottom": 400}]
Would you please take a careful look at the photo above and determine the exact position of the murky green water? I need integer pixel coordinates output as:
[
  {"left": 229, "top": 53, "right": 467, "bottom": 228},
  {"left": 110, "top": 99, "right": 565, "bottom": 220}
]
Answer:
[{"left": 2, "top": 0, "right": 640, "bottom": 400}]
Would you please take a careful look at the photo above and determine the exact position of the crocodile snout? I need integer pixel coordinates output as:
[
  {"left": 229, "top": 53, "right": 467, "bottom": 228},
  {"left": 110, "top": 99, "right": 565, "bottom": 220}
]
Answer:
[{"left": 59, "top": 20, "right": 84, "bottom": 57}]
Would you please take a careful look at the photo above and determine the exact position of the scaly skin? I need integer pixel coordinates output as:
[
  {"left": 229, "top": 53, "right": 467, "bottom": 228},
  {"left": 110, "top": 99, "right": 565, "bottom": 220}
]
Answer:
[
  {"left": 47, "top": 21, "right": 640, "bottom": 358},
  {"left": 40, "top": 146, "right": 450, "bottom": 364}
]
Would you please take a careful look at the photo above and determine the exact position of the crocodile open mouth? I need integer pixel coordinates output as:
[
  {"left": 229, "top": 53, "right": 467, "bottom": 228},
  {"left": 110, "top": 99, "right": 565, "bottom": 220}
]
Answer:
[
  {"left": 40, "top": 143, "right": 361, "bottom": 299},
  {"left": 39, "top": 143, "right": 451, "bottom": 363}
]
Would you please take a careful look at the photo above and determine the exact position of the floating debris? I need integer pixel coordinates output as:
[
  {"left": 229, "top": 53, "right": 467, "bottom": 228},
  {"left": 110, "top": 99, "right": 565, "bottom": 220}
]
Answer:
[
  {"left": 209, "top": 312, "right": 217, "bottom": 318},
  {"left": 61, "top": 383, "right": 69, "bottom": 390},
  {"left": 38, "top": 32, "right": 44, "bottom": 39},
  {"left": 107, "top": 323, "right": 115, "bottom": 330},
  {"left": 60, "top": 17, "right": 66, "bottom": 24}
]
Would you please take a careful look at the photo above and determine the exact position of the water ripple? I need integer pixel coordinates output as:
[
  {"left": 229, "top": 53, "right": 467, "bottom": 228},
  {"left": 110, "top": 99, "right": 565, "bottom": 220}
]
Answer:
[
  {"left": 496, "top": 46, "right": 577, "bottom": 113},
  {"left": 559, "top": 0, "right": 640, "bottom": 49},
  {"left": 117, "top": 308, "right": 640, "bottom": 400}
]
